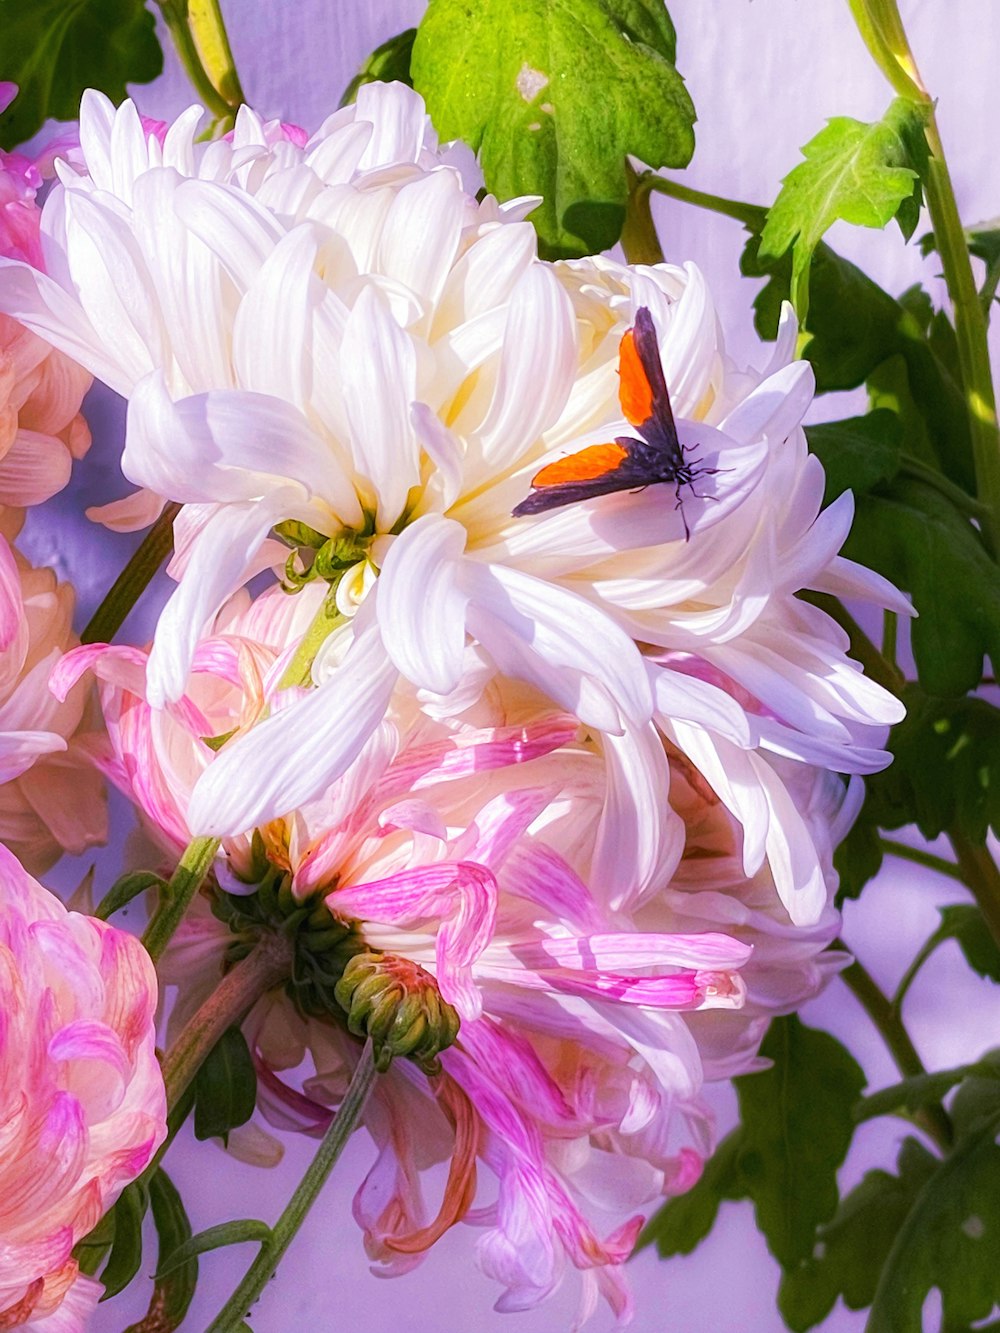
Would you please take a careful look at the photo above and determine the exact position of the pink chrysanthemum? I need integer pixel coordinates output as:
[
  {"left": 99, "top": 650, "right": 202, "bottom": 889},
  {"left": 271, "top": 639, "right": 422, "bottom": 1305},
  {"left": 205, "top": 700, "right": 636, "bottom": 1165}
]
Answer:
[{"left": 0, "top": 844, "right": 166, "bottom": 1331}]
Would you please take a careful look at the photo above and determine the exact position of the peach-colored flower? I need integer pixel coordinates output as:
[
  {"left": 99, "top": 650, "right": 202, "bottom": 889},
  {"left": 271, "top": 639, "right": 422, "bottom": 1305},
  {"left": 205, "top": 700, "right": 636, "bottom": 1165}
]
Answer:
[
  {"left": 0, "top": 844, "right": 166, "bottom": 1331},
  {"left": 0, "top": 87, "right": 91, "bottom": 509},
  {"left": 0, "top": 512, "right": 106, "bottom": 872}
]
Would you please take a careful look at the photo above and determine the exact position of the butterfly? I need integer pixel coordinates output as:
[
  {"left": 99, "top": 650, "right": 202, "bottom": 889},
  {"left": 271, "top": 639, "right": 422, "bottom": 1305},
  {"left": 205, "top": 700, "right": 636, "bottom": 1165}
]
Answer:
[{"left": 512, "top": 305, "right": 718, "bottom": 538}]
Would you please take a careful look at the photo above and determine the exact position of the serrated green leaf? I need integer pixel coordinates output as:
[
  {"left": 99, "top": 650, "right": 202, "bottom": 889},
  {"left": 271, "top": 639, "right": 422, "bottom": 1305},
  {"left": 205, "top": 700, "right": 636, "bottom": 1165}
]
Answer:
[
  {"left": 0, "top": 0, "right": 163, "bottom": 150},
  {"left": 845, "top": 484, "right": 1000, "bottom": 696},
  {"left": 193, "top": 1027, "right": 257, "bottom": 1144},
  {"left": 744, "top": 238, "right": 975, "bottom": 493},
  {"left": 411, "top": 0, "right": 695, "bottom": 258},
  {"left": 805, "top": 410, "right": 902, "bottom": 505},
  {"left": 856, "top": 1061, "right": 1000, "bottom": 1126},
  {"left": 339, "top": 29, "right": 416, "bottom": 107},
  {"left": 833, "top": 811, "right": 884, "bottom": 904},
  {"left": 98, "top": 1180, "right": 149, "bottom": 1300},
  {"left": 865, "top": 690, "right": 1000, "bottom": 840},
  {"left": 156, "top": 1218, "right": 271, "bottom": 1279},
  {"left": 735, "top": 1017, "right": 866, "bottom": 1269},
  {"left": 637, "top": 1130, "right": 744, "bottom": 1256},
  {"left": 124, "top": 1170, "right": 197, "bottom": 1333},
  {"left": 950, "top": 1054, "right": 1000, "bottom": 1138},
  {"left": 759, "top": 99, "right": 929, "bottom": 320},
  {"left": 869, "top": 1108, "right": 1000, "bottom": 1331},
  {"left": 778, "top": 1138, "right": 938, "bottom": 1331}
]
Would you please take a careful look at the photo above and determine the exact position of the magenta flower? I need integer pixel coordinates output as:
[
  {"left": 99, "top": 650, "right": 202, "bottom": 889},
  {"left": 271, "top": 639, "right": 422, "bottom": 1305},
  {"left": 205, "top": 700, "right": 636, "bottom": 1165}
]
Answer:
[{"left": 0, "top": 845, "right": 166, "bottom": 1330}]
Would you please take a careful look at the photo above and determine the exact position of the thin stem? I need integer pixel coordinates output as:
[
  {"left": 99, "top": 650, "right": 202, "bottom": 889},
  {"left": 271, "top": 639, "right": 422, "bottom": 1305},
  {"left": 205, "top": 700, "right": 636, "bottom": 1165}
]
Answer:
[
  {"left": 206, "top": 1041, "right": 378, "bottom": 1332},
  {"left": 846, "top": 0, "right": 1000, "bottom": 555},
  {"left": 880, "top": 838, "right": 965, "bottom": 882},
  {"left": 80, "top": 502, "right": 181, "bottom": 645},
  {"left": 161, "top": 933, "right": 293, "bottom": 1110},
  {"left": 156, "top": 2, "right": 233, "bottom": 121},
  {"left": 640, "top": 173, "right": 764, "bottom": 229},
  {"left": 621, "top": 165, "right": 665, "bottom": 265},
  {"left": 898, "top": 454, "right": 991, "bottom": 522},
  {"left": 891, "top": 930, "right": 942, "bottom": 1015},
  {"left": 278, "top": 589, "right": 342, "bottom": 689},
  {"left": 187, "top": 0, "right": 246, "bottom": 109},
  {"left": 838, "top": 944, "right": 953, "bottom": 1149},
  {"left": 142, "top": 835, "right": 221, "bottom": 964},
  {"left": 949, "top": 831, "right": 1000, "bottom": 951}
]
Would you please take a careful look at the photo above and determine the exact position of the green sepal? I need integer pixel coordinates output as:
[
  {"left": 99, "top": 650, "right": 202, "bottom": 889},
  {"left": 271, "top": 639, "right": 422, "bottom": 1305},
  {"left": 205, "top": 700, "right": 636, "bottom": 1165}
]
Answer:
[{"left": 97, "top": 1179, "right": 149, "bottom": 1300}]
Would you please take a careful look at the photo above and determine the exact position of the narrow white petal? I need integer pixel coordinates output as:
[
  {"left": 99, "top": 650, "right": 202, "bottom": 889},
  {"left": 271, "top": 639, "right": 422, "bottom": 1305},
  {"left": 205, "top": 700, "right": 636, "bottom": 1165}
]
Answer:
[
  {"left": 377, "top": 515, "right": 470, "bottom": 693},
  {"left": 187, "top": 625, "right": 398, "bottom": 835}
]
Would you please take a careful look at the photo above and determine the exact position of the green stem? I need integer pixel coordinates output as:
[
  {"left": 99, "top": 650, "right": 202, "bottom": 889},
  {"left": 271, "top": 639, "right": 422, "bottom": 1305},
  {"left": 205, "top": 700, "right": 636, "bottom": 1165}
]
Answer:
[
  {"left": 206, "top": 1041, "right": 378, "bottom": 1332},
  {"left": 949, "top": 831, "right": 1000, "bottom": 951},
  {"left": 278, "top": 589, "right": 343, "bottom": 689},
  {"left": 621, "top": 165, "right": 665, "bottom": 265},
  {"left": 838, "top": 945, "right": 953, "bottom": 1149},
  {"left": 891, "top": 930, "right": 943, "bottom": 1015},
  {"left": 187, "top": 0, "right": 246, "bottom": 109},
  {"left": 80, "top": 502, "right": 181, "bottom": 646},
  {"left": 847, "top": 0, "right": 1000, "bottom": 555},
  {"left": 142, "top": 835, "right": 221, "bottom": 964},
  {"left": 898, "top": 454, "right": 991, "bottom": 522},
  {"left": 156, "top": 2, "right": 234, "bottom": 122},
  {"left": 640, "top": 174, "right": 764, "bottom": 229},
  {"left": 161, "top": 932, "right": 293, "bottom": 1111},
  {"left": 880, "top": 838, "right": 965, "bottom": 882}
]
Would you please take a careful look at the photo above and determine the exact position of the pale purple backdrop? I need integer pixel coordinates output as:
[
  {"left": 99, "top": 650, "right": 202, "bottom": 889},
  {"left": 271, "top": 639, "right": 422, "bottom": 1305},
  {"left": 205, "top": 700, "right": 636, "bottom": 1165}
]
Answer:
[{"left": 26, "top": 2, "right": 1000, "bottom": 1329}]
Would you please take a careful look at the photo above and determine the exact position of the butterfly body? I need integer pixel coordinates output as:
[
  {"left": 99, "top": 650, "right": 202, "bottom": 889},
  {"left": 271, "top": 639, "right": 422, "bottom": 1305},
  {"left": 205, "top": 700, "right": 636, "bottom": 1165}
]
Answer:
[{"left": 513, "top": 306, "right": 717, "bottom": 536}]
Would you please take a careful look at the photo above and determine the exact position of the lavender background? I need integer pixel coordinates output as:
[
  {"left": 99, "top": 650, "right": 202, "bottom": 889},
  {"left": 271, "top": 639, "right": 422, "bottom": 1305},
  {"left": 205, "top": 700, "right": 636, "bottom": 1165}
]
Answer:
[{"left": 26, "top": 2, "right": 1000, "bottom": 1329}]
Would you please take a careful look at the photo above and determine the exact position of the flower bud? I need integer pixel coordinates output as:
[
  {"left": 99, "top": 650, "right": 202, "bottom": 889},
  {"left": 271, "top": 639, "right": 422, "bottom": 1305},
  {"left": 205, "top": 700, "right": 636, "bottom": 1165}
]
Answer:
[{"left": 334, "top": 952, "right": 460, "bottom": 1074}]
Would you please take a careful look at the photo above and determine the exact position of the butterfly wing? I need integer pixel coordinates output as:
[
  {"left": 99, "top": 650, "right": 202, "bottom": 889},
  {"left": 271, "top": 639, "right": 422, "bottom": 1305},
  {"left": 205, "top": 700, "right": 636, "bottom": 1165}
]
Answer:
[
  {"left": 512, "top": 441, "right": 642, "bottom": 516},
  {"left": 619, "top": 306, "right": 683, "bottom": 461}
]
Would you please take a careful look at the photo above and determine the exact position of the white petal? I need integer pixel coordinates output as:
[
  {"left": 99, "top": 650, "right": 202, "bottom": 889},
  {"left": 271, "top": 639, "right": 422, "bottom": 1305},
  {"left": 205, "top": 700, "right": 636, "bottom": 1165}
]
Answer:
[
  {"left": 188, "top": 624, "right": 398, "bottom": 835},
  {"left": 147, "top": 496, "right": 296, "bottom": 706},
  {"left": 721, "top": 360, "right": 814, "bottom": 445},
  {"left": 377, "top": 515, "right": 470, "bottom": 693}
]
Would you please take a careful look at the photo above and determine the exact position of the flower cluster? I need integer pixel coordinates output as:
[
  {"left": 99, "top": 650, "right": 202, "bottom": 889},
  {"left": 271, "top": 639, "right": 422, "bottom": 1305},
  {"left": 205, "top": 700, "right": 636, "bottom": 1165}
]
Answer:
[{"left": 0, "top": 80, "right": 909, "bottom": 1327}]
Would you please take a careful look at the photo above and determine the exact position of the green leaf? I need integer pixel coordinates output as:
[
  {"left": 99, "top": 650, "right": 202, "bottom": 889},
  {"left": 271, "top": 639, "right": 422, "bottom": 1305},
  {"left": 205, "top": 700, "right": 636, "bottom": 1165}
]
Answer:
[
  {"left": 866, "top": 689, "right": 1000, "bottom": 840},
  {"left": 73, "top": 1207, "right": 117, "bottom": 1278},
  {"left": 744, "top": 231, "right": 976, "bottom": 495},
  {"left": 805, "top": 410, "right": 902, "bottom": 504},
  {"left": 869, "top": 1108, "right": 1000, "bottom": 1331},
  {"left": 0, "top": 0, "right": 163, "bottom": 150},
  {"left": 193, "top": 1027, "right": 258, "bottom": 1144},
  {"left": 949, "top": 1053, "right": 1000, "bottom": 1137},
  {"left": 856, "top": 1061, "right": 1000, "bottom": 1126},
  {"left": 637, "top": 1130, "right": 744, "bottom": 1256},
  {"left": 156, "top": 1218, "right": 271, "bottom": 1279},
  {"left": 124, "top": 1170, "right": 197, "bottom": 1333},
  {"left": 833, "top": 810, "right": 884, "bottom": 904},
  {"left": 95, "top": 870, "right": 166, "bottom": 922},
  {"left": 734, "top": 1017, "right": 866, "bottom": 1269},
  {"left": 778, "top": 1138, "right": 939, "bottom": 1331},
  {"left": 339, "top": 29, "right": 416, "bottom": 107},
  {"left": 759, "top": 99, "right": 930, "bottom": 320},
  {"left": 98, "top": 1180, "right": 149, "bottom": 1300},
  {"left": 845, "top": 484, "right": 1000, "bottom": 696},
  {"left": 937, "top": 905, "right": 1000, "bottom": 982},
  {"left": 411, "top": 0, "right": 695, "bottom": 258}
]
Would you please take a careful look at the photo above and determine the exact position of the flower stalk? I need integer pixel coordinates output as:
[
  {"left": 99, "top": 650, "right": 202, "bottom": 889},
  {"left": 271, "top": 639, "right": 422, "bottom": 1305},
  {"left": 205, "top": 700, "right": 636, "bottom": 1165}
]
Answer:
[
  {"left": 846, "top": 0, "right": 1000, "bottom": 555},
  {"left": 142, "top": 835, "right": 221, "bottom": 964},
  {"left": 160, "top": 931, "right": 294, "bottom": 1111},
  {"left": 206, "top": 1040, "right": 378, "bottom": 1333},
  {"left": 80, "top": 501, "right": 181, "bottom": 646},
  {"left": 156, "top": 0, "right": 244, "bottom": 133}
]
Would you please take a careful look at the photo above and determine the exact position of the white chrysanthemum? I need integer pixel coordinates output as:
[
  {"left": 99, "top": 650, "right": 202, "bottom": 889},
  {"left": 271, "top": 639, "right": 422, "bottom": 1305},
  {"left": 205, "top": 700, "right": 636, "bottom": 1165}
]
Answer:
[{"left": 0, "top": 86, "right": 905, "bottom": 925}]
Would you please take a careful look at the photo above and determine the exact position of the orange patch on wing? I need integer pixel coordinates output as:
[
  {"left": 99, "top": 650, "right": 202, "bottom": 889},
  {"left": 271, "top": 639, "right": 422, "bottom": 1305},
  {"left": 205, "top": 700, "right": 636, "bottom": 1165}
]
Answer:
[
  {"left": 532, "top": 442, "right": 629, "bottom": 487},
  {"left": 618, "top": 328, "right": 654, "bottom": 427}
]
